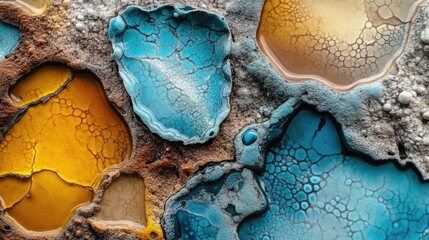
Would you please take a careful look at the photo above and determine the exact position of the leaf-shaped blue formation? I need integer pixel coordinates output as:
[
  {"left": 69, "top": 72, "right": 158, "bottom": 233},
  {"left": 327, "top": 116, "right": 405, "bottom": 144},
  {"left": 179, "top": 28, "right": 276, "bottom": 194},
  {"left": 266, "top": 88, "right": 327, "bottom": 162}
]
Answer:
[
  {"left": 108, "top": 4, "right": 232, "bottom": 144},
  {"left": 0, "top": 20, "right": 20, "bottom": 59},
  {"left": 162, "top": 101, "right": 429, "bottom": 239}
]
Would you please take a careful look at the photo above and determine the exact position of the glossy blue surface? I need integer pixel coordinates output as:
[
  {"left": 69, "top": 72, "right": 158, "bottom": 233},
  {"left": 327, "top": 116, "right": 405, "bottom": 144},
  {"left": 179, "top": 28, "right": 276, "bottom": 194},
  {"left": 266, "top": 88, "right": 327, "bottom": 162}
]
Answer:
[
  {"left": 242, "top": 130, "right": 258, "bottom": 146},
  {"left": 0, "top": 20, "right": 20, "bottom": 59},
  {"left": 239, "top": 109, "right": 429, "bottom": 239},
  {"left": 162, "top": 103, "right": 429, "bottom": 239},
  {"left": 108, "top": 4, "right": 232, "bottom": 144}
]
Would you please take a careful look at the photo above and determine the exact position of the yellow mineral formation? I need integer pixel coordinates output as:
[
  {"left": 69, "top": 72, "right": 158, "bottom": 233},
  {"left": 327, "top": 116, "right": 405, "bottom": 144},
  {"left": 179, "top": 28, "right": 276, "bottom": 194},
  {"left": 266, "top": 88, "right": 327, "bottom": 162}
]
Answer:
[
  {"left": 257, "top": 0, "right": 423, "bottom": 90},
  {"left": 0, "top": 64, "right": 132, "bottom": 234},
  {"left": 9, "top": 64, "right": 71, "bottom": 106}
]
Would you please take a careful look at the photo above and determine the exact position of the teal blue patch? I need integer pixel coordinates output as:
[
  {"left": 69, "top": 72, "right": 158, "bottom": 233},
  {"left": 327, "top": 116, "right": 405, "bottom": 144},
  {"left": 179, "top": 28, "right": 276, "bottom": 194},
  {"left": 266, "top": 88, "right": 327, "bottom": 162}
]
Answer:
[
  {"left": 108, "top": 4, "right": 231, "bottom": 144},
  {"left": 162, "top": 102, "right": 429, "bottom": 239},
  {"left": 0, "top": 20, "right": 20, "bottom": 59},
  {"left": 238, "top": 109, "right": 429, "bottom": 239},
  {"left": 162, "top": 168, "right": 267, "bottom": 240}
]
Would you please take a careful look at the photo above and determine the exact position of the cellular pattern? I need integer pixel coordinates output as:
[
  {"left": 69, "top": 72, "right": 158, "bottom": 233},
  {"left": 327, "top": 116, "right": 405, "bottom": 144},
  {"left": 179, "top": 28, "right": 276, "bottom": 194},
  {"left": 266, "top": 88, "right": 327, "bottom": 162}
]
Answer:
[
  {"left": 163, "top": 105, "right": 429, "bottom": 239},
  {"left": 238, "top": 109, "right": 429, "bottom": 239},
  {"left": 0, "top": 64, "right": 132, "bottom": 233},
  {"left": 257, "top": 0, "right": 422, "bottom": 90},
  {"left": 108, "top": 4, "right": 232, "bottom": 144}
]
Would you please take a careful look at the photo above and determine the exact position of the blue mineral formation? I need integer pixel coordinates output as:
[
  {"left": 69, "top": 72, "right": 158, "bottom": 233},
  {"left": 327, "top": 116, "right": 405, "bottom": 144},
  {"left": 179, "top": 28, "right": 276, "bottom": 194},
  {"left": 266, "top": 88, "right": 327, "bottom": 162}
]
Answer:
[
  {"left": 239, "top": 107, "right": 429, "bottom": 239},
  {"left": 163, "top": 101, "right": 429, "bottom": 239},
  {"left": 162, "top": 164, "right": 267, "bottom": 240},
  {"left": 0, "top": 20, "right": 20, "bottom": 59},
  {"left": 108, "top": 4, "right": 232, "bottom": 144}
]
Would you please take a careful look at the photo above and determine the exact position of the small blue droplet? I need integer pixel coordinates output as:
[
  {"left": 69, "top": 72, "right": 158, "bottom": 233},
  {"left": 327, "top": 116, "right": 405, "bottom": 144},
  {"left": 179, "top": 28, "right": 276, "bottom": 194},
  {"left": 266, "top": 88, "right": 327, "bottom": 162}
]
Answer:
[
  {"left": 242, "top": 130, "right": 258, "bottom": 146},
  {"left": 277, "top": 90, "right": 285, "bottom": 97}
]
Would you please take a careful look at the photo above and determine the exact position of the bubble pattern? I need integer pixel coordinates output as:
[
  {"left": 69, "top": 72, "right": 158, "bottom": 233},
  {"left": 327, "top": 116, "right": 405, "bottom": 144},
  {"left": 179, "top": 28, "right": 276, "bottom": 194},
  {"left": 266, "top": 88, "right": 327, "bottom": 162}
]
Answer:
[{"left": 238, "top": 109, "right": 429, "bottom": 239}]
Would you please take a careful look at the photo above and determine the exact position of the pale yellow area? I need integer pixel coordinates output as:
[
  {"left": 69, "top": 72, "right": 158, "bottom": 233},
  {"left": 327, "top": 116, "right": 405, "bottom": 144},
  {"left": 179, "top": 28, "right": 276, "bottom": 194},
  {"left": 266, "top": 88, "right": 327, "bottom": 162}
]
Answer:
[
  {"left": 92, "top": 175, "right": 163, "bottom": 239},
  {"left": 257, "top": 0, "right": 422, "bottom": 90},
  {"left": 1, "top": 0, "right": 50, "bottom": 15},
  {"left": 0, "top": 176, "right": 30, "bottom": 209},
  {"left": 0, "top": 64, "right": 132, "bottom": 233},
  {"left": 96, "top": 175, "right": 147, "bottom": 227},
  {"left": 10, "top": 64, "right": 71, "bottom": 106},
  {"left": 308, "top": 0, "right": 367, "bottom": 43},
  {"left": 5, "top": 171, "right": 92, "bottom": 232}
]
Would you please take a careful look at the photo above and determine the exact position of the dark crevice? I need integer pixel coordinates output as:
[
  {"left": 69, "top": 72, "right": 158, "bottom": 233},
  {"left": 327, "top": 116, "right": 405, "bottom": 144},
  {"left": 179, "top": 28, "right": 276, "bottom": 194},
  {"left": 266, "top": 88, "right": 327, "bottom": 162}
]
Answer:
[
  {"left": 312, "top": 117, "right": 326, "bottom": 140},
  {"left": 397, "top": 139, "right": 407, "bottom": 160}
]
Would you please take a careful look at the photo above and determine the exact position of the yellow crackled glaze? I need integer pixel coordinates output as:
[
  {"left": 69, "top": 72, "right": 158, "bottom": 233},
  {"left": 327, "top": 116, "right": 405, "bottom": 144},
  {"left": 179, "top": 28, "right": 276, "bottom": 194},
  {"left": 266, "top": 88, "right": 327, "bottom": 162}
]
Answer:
[
  {"left": 0, "top": 64, "right": 132, "bottom": 233},
  {"left": 10, "top": 64, "right": 71, "bottom": 106},
  {"left": 3, "top": 171, "right": 92, "bottom": 232},
  {"left": 257, "top": 0, "right": 423, "bottom": 90}
]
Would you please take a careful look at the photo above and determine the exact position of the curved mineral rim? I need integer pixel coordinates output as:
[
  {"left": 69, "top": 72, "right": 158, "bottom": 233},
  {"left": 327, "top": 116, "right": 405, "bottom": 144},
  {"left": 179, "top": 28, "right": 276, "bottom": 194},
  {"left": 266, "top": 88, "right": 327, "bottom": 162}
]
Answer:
[
  {"left": 108, "top": 4, "right": 232, "bottom": 145},
  {"left": 256, "top": 0, "right": 425, "bottom": 92},
  {"left": 0, "top": 0, "right": 50, "bottom": 16}
]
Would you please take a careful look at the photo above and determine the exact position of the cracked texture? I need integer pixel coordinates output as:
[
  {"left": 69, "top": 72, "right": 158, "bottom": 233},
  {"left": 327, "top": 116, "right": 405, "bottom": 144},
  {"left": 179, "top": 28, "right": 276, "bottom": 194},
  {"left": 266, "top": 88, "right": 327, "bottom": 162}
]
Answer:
[
  {"left": 162, "top": 167, "right": 266, "bottom": 240},
  {"left": 1, "top": 171, "right": 92, "bottom": 232},
  {"left": 258, "top": 0, "right": 422, "bottom": 90},
  {"left": 108, "top": 4, "right": 232, "bottom": 144},
  {"left": 162, "top": 105, "right": 429, "bottom": 239},
  {"left": 9, "top": 64, "right": 71, "bottom": 106},
  {"left": 0, "top": 19, "right": 19, "bottom": 59},
  {"left": 0, "top": 64, "right": 132, "bottom": 233},
  {"left": 0, "top": 0, "right": 50, "bottom": 15},
  {"left": 238, "top": 108, "right": 429, "bottom": 239}
]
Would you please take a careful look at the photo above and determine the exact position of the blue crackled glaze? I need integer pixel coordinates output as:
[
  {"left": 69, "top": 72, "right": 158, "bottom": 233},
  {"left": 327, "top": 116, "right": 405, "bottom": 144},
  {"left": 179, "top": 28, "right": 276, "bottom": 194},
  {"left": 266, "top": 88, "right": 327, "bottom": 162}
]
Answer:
[
  {"left": 238, "top": 108, "right": 429, "bottom": 239},
  {"left": 162, "top": 102, "right": 429, "bottom": 239},
  {"left": 108, "top": 4, "right": 232, "bottom": 144},
  {"left": 0, "top": 20, "right": 20, "bottom": 59}
]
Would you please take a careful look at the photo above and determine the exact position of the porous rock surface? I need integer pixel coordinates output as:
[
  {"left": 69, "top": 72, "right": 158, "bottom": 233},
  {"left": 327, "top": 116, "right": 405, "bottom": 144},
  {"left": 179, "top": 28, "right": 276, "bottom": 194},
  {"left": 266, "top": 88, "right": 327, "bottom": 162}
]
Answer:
[{"left": 1, "top": 0, "right": 429, "bottom": 239}]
